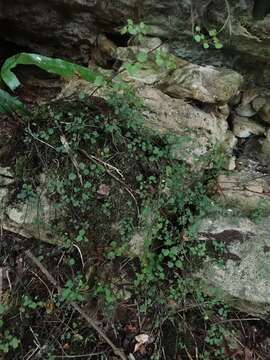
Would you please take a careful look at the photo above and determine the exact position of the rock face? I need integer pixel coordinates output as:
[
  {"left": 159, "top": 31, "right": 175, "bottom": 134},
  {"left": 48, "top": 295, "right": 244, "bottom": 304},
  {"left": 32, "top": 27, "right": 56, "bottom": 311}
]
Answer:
[
  {"left": 138, "top": 87, "right": 229, "bottom": 138},
  {"left": 228, "top": 17, "right": 270, "bottom": 61},
  {"left": 0, "top": 0, "right": 189, "bottom": 60},
  {"left": 115, "top": 47, "right": 243, "bottom": 104},
  {"left": 232, "top": 115, "right": 265, "bottom": 138},
  {"left": 137, "top": 86, "right": 230, "bottom": 164},
  {"left": 216, "top": 171, "right": 270, "bottom": 212},
  {"left": 0, "top": 168, "right": 60, "bottom": 245},
  {"left": 198, "top": 215, "right": 270, "bottom": 316},
  {"left": 258, "top": 101, "right": 270, "bottom": 124},
  {"left": 58, "top": 45, "right": 242, "bottom": 167},
  {"left": 2, "top": 0, "right": 270, "bottom": 69},
  {"left": 157, "top": 64, "right": 243, "bottom": 104}
]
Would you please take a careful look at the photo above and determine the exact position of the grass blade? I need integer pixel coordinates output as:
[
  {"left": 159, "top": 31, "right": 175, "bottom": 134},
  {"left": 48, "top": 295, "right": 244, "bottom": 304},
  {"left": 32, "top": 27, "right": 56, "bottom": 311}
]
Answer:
[
  {"left": 0, "top": 89, "right": 29, "bottom": 115},
  {"left": 1, "top": 53, "right": 102, "bottom": 91}
]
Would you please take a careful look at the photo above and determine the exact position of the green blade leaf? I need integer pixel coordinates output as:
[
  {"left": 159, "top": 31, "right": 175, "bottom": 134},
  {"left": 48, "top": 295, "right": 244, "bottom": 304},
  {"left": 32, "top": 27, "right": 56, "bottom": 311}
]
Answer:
[
  {"left": 0, "top": 89, "right": 29, "bottom": 115},
  {"left": 1, "top": 53, "right": 103, "bottom": 91}
]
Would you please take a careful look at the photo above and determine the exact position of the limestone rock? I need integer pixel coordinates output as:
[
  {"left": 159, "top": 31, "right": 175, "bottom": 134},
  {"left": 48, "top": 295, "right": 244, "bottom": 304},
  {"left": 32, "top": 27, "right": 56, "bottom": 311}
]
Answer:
[
  {"left": 221, "top": 131, "right": 238, "bottom": 153},
  {"left": 0, "top": 167, "right": 15, "bottom": 186},
  {"left": 138, "top": 87, "right": 228, "bottom": 139},
  {"left": 0, "top": 0, "right": 189, "bottom": 60},
  {"left": 221, "top": 132, "right": 238, "bottom": 171},
  {"left": 252, "top": 96, "right": 266, "bottom": 112},
  {"left": 57, "top": 72, "right": 112, "bottom": 100},
  {"left": 0, "top": 170, "right": 61, "bottom": 245},
  {"left": 137, "top": 86, "right": 230, "bottom": 165},
  {"left": 97, "top": 34, "right": 117, "bottom": 59},
  {"left": 262, "top": 129, "right": 270, "bottom": 157},
  {"left": 216, "top": 171, "right": 270, "bottom": 212},
  {"left": 258, "top": 101, "right": 270, "bottom": 124},
  {"left": 241, "top": 89, "right": 259, "bottom": 106},
  {"left": 224, "top": 156, "right": 236, "bottom": 171},
  {"left": 115, "top": 46, "right": 145, "bottom": 63},
  {"left": 225, "top": 18, "right": 270, "bottom": 61},
  {"left": 197, "top": 215, "right": 270, "bottom": 316},
  {"left": 157, "top": 64, "right": 243, "bottom": 104},
  {"left": 235, "top": 103, "right": 256, "bottom": 117},
  {"left": 4, "top": 194, "right": 59, "bottom": 245},
  {"left": 129, "top": 232, "right": 145, "bottom": 257},
  {"left": 139, "top": 37, "right": 168, "bottom": 51},
  {"left": 2, "top": 0, "right": 270, "bottom": 67},
  {"left": 115, "top": 47, "right": 180, "bottom": 86},
  {"left": 121, "top": 63, "right": 165, "bottom": 86},
  {"left": 232, "top": 115, "right": 266, "bottom": 138}
]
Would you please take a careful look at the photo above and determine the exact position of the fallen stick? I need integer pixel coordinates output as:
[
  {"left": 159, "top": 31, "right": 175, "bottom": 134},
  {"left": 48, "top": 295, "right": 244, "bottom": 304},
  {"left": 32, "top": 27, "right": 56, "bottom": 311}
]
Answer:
[
  {"left": 25, "top": 250, "right": 127, "bottom": 360},
  {"left": 80, "top": 148, "right": 139, "bottom": 218}
]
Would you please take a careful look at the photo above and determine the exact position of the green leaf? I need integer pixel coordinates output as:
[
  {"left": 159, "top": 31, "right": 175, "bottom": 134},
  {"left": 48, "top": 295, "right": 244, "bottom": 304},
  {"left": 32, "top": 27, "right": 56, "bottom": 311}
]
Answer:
[
  {"left": 155, "top": 54, "right": 164, "bottom": 67},
  {"left": 136, "top": 51, "right": 148, "bottom": 63},
  {"left": 195, "top": 26, "right": 201, "bottom": 32},
  {"left": 124, "top": 63, "right": 141, "bottom": 76},
  {"left": 139, "top": 22, "right": 150, "bottom": 35},
  {"left": 215, "top": 42, "right": 223, "bottom": 49},
  {"left": 162, "top": 249, "right": 170, "bottom": 257},
  {"left": 9, "top": 337, "right": 19, "bottom": 349},
  {"left": 68, "top": 173, "right": 77, "bottom": 181},
  {"left": 137, "top": 51, "right": 148, "bottom": 63},
  {"left": 1, "top": 53, "right": 102, "bottom": 91},
  {"left": 94, "top": 75, "right": 106, "bottom": 86},
  {"left": 0, "top": 89, "right": 29, "bottom": 115},
  {"left": 175, "top": 260, "right": 183, "bottom": 269},
  {"left": 120, "top": 26, "right": 128, "bottom": 35},
  {"left": 194, "top": 34, "right": 202, "bottom": 43},
  {"left": 209, "top": 29, "right": 217, "bottom": 37},
  {"left": 203, "top": 42, "right": 210, "bottom": 49}
]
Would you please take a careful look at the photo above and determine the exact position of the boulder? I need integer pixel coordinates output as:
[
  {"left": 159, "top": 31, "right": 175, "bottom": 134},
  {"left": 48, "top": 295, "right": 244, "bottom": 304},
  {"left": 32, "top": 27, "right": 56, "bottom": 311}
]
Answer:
[
  {"left": 262, "top": 129, "right": 270, "bottom": 157},
  {"left": 252, "top": 96, "right": 266, "bottom": 112},
  {"left": 157, "top": 64, "right": 243, "bottom": 103},
  {"left": 232, "top": 115, "right": 266, "bottom": 138},
  {"left": 115, "top": 46, "right": 183, "bottom": 86},
  {"left": 197, "top": 214, "right": 270, "bottom": 316},
  {"left": 58, "top": 67, "right": 235, "bottom": 167},
  {"left": 0, "top": 0, "right": 190, "bottom": 60},
  {"left": 216, "top": 171, "right": 270, "bottom": 212},
  {"left": 235, "top": 103, "right": 256, "bottom": 117},
  {"left": 0, "top": 169, "right": 61, "bottom": 245},
  {"left": 138, "top": 86, "right": 228, "bottom": 139},
  {"left": 227, "top": 18, "right": 270, "bottom": 62},
  {"left": 2, "top": 0, "right": 270, "bottom": 68},
  {"left": 4, "top": 198, "right": 58, "bottom": 245},
  {"left": 258, "top": 100, "right": 270, "bottom": 124},
  {"left": 114, "top": 47, "right": 243, "bottom": 106},
  {"left": 137, "top": 86, "right": 231, "bottom": 165}
]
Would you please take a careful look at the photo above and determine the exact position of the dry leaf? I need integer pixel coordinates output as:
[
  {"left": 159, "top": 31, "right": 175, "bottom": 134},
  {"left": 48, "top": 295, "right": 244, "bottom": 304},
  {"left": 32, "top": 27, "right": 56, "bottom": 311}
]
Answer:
[
  {"left": 244, "top": 347, "right": 253, "bottom": 360},
  {"left": 97, "top": 184, "right": 110, "bottom": 197},
  {"left": 134, "top": 334, "right": 150, "bottom": 353},
  {"left": 124, "top": 323, "right": 137, "bottom": 334}
]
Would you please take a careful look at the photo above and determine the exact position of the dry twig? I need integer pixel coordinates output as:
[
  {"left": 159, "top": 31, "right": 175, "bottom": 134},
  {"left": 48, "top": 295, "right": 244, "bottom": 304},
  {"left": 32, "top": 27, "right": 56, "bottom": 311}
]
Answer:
[
  {"left": 60, "top": 135, "right": 83, "bottom": 186},
  {"left": 80, "top": 148, "right": 139, "bottom": 217},
  {"left": 25, "top": 250, "right": 127, "bottom": 360}
]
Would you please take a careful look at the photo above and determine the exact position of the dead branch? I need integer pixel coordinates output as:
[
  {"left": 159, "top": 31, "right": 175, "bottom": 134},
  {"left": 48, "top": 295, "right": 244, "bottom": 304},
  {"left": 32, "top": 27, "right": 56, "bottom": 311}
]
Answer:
[
  {"left": 80, "top": 148, "right": 139, "bottom": 217},
  {"left": 60, "top": 135, "right": 83, "bottom": 186},
  {"left": 25, "top": 250, "right": 127, "bottom": 360}
]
